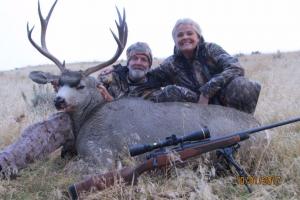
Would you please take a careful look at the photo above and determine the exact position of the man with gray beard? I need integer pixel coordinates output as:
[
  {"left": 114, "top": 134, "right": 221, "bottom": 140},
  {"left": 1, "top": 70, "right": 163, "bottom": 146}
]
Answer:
[
  {"left": 98, "top": 42, "right": 154, "bottom": 100},
  {"left": 98, "top": 42, "right": 198, "bottom": 102}
]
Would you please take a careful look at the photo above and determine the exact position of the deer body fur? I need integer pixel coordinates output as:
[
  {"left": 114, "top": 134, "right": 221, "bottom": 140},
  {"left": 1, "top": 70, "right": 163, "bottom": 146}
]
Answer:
[{"left": 74, "top": 96, "right": 265, "bottom": 169}]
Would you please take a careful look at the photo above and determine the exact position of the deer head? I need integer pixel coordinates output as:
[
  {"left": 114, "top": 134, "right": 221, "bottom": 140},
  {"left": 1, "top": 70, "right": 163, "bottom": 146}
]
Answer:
[{"left": 27, "top": 0, "right": 127, "bottom": 114}]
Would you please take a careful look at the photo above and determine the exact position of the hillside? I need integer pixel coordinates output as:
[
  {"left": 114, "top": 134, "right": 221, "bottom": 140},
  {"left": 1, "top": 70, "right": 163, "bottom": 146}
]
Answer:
[{"left": 0, "top": 51, "right": 299, "bottom": 199}]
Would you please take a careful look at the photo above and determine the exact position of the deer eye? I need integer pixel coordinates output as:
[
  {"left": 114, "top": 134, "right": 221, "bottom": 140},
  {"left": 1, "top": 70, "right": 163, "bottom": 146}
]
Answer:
[{"left": 76, "top": 85, "right": 85, "bottom": 90}]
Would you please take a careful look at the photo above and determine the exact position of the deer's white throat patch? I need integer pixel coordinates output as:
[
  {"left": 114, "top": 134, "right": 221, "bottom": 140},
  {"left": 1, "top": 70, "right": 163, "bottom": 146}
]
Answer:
[{"left": 57, "top": 86, "right": 78, "bottom": 103}]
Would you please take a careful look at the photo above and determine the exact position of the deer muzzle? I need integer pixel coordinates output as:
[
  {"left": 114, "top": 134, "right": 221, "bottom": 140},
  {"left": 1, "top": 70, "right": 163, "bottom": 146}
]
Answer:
[{"left": 54, "top": 96, "right": 66, "bottom": 110}]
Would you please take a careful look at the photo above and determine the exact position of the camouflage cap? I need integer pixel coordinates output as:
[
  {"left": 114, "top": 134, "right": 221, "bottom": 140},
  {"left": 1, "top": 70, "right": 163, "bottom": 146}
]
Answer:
[{"left": 126, "top": 42, "right": 153, "bottom": 66}]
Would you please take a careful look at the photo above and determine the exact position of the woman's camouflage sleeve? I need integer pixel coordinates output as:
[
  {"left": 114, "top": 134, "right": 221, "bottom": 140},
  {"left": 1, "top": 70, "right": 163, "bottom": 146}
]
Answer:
[
  {"left": 147, "top": 56, "right": 176, "bottom": 87},
  {"left": 199, "top": 43, "right": 244, "bottom": 98}
]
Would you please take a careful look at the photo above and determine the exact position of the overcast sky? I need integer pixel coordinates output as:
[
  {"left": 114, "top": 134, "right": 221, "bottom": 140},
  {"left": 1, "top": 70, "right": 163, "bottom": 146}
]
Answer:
[{"left": 0, "top": 0, "right": 299, "bottom": 71}]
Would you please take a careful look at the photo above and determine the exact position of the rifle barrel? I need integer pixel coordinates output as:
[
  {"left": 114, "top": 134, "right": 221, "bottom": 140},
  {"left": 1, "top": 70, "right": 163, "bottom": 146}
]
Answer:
[{"left": 235, "top": 116, "right": 300, "bottom": 140}]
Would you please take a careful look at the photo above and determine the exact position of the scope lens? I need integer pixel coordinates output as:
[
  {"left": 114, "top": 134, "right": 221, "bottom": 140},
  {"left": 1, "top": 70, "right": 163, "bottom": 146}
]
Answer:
[
  {"left": 181, "top": 127, "right": 210, "bottom": 142},
  {"left": 129, "top": 144, "right": 153, "bottom": 157}
]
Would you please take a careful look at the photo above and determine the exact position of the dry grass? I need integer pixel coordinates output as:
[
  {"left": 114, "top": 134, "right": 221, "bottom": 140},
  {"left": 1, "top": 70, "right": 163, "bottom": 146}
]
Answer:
[{"left": 0, "top": 52, "right": 300, "bottom": 199}]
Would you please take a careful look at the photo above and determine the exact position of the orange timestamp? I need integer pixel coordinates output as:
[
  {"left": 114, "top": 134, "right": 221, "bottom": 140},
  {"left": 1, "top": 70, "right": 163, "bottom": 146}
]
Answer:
[{"left": 236, "top": 176, "right": 281, "bottom": 185}]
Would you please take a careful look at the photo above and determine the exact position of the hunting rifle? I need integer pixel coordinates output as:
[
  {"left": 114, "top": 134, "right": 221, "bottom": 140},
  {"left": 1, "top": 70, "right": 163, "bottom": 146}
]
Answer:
[{"left": 68, "top": 116, "right": 300, "bottom": 200}]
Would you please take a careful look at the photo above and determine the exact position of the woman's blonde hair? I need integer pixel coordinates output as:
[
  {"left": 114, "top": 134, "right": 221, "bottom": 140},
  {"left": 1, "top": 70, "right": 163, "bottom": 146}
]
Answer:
[{"left": 172, "top": 18, "right": 202, "bottom": 41}]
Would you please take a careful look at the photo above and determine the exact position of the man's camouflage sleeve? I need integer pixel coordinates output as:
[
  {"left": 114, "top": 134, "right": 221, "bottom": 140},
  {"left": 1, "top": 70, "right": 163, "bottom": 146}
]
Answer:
[
  {"left": 199, "top": 43, "right": 244, "bottom": 98},
  {"left": 97, "top": 69, "right": 126, "bottom": 99}
]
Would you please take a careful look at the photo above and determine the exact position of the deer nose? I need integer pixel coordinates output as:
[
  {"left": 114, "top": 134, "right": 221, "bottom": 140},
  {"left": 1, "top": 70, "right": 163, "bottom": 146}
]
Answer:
[{"left": 54, "top": 96, "right": 66, "bottom": 109}]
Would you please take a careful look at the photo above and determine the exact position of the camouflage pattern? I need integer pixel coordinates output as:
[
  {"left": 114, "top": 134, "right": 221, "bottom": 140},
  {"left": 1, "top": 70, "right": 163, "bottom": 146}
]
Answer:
[
  {"left": 98, "top": 64, "right": 200, "bottom": 103},
  {"left": 98, "top": 64, "right": 159, "bottom": 100},
  {"left": 148, "top": 85, "right": 199, "bottom": 103},
  {"left": 218, "top": 76, "right": 261, "bottom": 114},
  {"left": 146, "top": 42, "right": 261, "bottom": 113},
  {"left": 0, "top": 112, "right": 73, "bottom": 178},
  {"left": 126, "top": 42, "right": 153, "bottom": 66}
]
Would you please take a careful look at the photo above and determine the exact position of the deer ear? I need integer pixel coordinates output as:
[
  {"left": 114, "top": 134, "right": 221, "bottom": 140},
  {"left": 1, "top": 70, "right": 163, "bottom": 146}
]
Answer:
[{"left": 29, "top": 71, "right": 59, "bottom": 84}]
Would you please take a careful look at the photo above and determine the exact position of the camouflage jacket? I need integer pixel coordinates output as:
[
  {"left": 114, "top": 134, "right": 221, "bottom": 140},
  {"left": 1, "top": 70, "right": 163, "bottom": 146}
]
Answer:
[
  {"left": 147, "top": 42, "right": 244, "bottom": 98},
  {"left": 98, "top": 64, "right": 158, "bottom": 99}
]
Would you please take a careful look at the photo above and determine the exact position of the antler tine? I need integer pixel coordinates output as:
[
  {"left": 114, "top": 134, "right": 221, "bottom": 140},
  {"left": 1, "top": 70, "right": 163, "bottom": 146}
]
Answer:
[
  {"left": 27, "top": 0, "right": 66, "bottom": 72},
  {"left": 122, "top": 8, "right": 128, "bottom": 46},
  {"left": 115, "top": 7, "right": 128, "bottom": 46},
  {"left": 83, "top": 7, "right": 128, "bottom": 76}
]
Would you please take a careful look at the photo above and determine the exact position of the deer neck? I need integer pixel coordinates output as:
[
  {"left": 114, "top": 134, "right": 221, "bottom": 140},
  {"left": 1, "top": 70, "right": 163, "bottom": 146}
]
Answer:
[{"left": 69, "top": 95, "right": 105, "bottom": 136}]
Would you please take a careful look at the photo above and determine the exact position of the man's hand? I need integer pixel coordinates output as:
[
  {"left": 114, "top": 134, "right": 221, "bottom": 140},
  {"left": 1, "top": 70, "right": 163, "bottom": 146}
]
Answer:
[
  {"left": 97, "top": 85, "right": 114, "bottom": 102},
  {"left": 198, "top": 94, "right": 209, "bottom": 105}
]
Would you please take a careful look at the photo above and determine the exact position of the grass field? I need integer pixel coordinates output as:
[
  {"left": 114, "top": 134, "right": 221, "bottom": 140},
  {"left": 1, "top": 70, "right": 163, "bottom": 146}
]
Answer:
[{"left": 0, "top": 51, "right": 299, "bottom": 199}]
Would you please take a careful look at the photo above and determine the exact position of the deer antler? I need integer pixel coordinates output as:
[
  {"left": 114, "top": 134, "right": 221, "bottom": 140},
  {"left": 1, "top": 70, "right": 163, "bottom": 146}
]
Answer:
[
  {"left": 27, "top": 0, "right": 66, "bottom": 72},
  {"left": 83, "top": 7, "right": 128, "bottom": 76}
]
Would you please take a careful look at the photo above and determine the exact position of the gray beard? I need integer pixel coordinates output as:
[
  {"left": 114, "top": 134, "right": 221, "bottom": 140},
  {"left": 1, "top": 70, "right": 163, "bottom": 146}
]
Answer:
[{"left": 128, "top": 68, "right": 148, "bottom": 83}]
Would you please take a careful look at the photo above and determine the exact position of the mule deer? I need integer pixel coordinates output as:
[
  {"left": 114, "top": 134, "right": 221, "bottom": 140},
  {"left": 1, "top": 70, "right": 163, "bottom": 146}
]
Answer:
[{"left": 27, "top": 0, "right": 266, "bottom": 172}]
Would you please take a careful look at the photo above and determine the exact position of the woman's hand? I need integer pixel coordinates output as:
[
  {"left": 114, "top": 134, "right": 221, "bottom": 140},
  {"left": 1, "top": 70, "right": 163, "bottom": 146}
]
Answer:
[
  {"left": 97, "top": 85, "right": 114, "bottom": 102},
  {"left": 198, "top": 94, "right": 209, "bottom": 105}
]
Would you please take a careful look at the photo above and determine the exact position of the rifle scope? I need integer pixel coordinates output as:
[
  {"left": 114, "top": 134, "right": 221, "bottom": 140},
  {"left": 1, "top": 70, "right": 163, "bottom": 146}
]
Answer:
[{"left": 129, "top": 127, "right": 210, "bottom": 157}]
